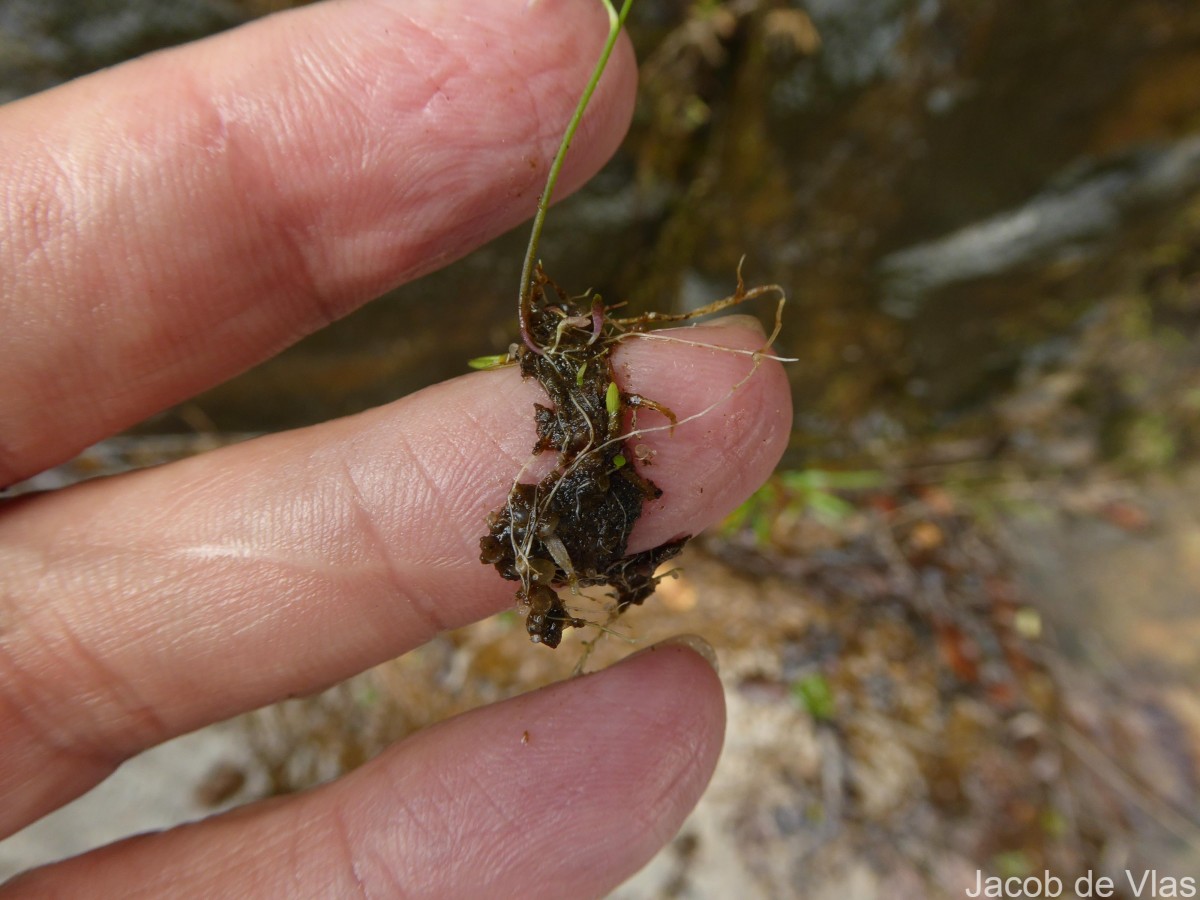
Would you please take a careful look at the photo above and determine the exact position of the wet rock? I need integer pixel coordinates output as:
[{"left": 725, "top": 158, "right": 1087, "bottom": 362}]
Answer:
[
  {"left": 879, "top": 136, "right": 1200, "bottom": 312},
  {"left": 0, "top": 0, "right": 251, "bottom": 103}
]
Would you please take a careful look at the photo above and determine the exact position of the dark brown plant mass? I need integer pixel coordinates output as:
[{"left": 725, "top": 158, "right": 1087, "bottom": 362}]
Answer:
[{"left": 479, "top": 266, "right": 688, "bottom": 648}]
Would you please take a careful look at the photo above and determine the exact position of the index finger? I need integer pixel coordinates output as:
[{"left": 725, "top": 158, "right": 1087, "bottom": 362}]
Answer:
[{"left": 0, "top": 0, "right": 636, "bottom": 486}]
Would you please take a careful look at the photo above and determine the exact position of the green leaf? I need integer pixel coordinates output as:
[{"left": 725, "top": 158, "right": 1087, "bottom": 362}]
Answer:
[
  {"left": 780, "top": 469, "right": 884, "bottom": 491},
  {"left": 468, "top": 354, "right": 510, "bottom": 370},
  {"left": 606, "top": 381, "right": 620, "bottom": 416},
  {"left": 806, "top": 491, "right": 855, "bottom": 523},
  {"left": 356, "top": 685, "right": 379, "bottom": 708},
  {"left": 993, "top": 851, "right": 1032, "bottom": 879},
  {"left": 790, "top": 674, "right": 835, "bottom": 721}
]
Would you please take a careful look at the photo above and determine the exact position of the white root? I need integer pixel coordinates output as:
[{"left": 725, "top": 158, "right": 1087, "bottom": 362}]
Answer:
[{"left": 542, "top": 532, "right": 578, "bottom": 589}]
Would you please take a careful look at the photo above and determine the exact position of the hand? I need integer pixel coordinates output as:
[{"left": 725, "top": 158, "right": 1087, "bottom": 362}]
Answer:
[{"left": 0, "top": 0, "right": 790, "bottom": 895}]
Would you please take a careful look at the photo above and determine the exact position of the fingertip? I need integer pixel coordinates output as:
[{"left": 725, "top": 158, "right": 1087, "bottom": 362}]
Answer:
[
  {"left": 601, "top": 633, "right": 727, "bottom": 740},
  {"left": 622, "top": 632, "right": 722, "bottom": 674},
  {"left": 341, "top": 637, "right": 726, "bottom": 897},
  {"left": 613, "top": 317, "right": 794, "bottom": 551}
]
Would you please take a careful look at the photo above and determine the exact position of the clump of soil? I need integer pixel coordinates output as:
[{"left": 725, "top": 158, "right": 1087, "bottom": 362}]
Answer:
[{"left": 479, "top": 266, "right": 689, "bottom": 647}]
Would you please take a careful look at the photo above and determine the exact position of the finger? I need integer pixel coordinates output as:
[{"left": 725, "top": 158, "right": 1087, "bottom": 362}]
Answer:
[
  {"left": 0, "top": 0, "right": 636, "bottom": 485},
  {"left": 0, "top": 321, "right": 790, "bottom": 837},
  {"left": 4, "top": 644, "right": 723, "bottom": 900}
]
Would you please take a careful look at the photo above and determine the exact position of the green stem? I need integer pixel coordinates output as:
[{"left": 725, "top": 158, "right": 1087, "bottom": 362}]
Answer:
[{"left": 518, "top": 0, "right": 634, "bottom": 356}]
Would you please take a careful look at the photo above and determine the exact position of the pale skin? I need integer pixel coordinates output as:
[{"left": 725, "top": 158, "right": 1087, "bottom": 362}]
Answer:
[{"left": 0, "top": 0, "right": 792, "bottom": 896}]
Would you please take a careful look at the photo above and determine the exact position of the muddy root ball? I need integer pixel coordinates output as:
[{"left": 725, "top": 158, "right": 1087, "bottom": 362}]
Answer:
[{"left": 479, "top": 266, "right": 689, "bottom": 648}]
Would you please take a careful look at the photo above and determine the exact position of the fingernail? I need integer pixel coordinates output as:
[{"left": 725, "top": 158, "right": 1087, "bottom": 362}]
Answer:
[
  {"left": 617, "top": 633, "right": 719, "bottom": 673},
  {"left": 692, "top": 313, "right": 765, "bottom": 335}
]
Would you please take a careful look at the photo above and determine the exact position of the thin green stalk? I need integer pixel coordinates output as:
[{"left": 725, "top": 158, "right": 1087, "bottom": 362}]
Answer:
[{"left": 518, "top": 0, "right": 634, "bottom": 356}]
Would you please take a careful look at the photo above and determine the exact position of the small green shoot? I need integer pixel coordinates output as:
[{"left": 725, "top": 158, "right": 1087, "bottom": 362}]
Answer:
[
  {"left": 606, "top": 380, "right": 620, "bottom": 416},
  {"left": 1014, "top": 606, "right": 1042, "bottom": 640},
  {"left": 790, "top": 673, "right": 835, "bottom": 721},
  {"left": 721, "top": 468, "right": 886, "bottom": 543},
  {"left": 778, "top": 469, "right": 886, "bottom": 492},
  {"left": 613, "top": 454, "right": 627, "bottom": 468},
  {"left": 468, "top": 354, "right": 511, "bottom": 370},
  {"left": 356, "top": 684, "right": 380, "bottom": 708},
  {"left": 1039, "top": 807, "right": 1068, "bottom": 839},
  {"left": 992, "top": 851, "right": 1033, "bottom": 879}
]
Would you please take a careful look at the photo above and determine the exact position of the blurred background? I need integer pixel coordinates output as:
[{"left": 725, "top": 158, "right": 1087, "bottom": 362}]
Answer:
[{"left": 3, "top": 0, "right": 1200, "bottom": 896}]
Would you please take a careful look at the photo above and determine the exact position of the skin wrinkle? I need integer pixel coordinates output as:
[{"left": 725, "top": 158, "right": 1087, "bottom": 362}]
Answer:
[
  {"left": 0, "top": 633, "right": 125, "bottom": 843},
  {"left": 362, "top": 429, "right": 456, "bottom": 643},
  {"left": 327, "top": 801, "right": 373, "bottom": 900},
  {"left": 203, "top": 85, "right": 347, "bottom": 341},
  {"left": 393, "top": 3, "right": 608, "bottom": 225},
  {"left": 440, "top": 765, "right": 513, "bottom": 867},
  {"left": 415, "top": 394, "right": 552, "bottom": 551},
  {"left": 408, "top": 30, "right": 466, "bottom": 120},
  {"left": 12, "top": 105, "right": 201, "bottom": 471},
  {"left": 0, "top": 146, "right": 78, "bottom": 477},
  {"left": 376, "top": 756, "right": 514, "bottom": 895},
  {"left": 635, "top": 717, "right": 710, "bottom": 846},
  {"left": 360, "top": 845, "right": 408, "bottom": 900},
  {"left": 16, "top": 534, "right": 325, "bottom": 752},
  {"left": 0, "top": 623, "right": 87, "bottom": 760},
  {"left": 390, "top": 418, "right": 478, "bottom": 527},
  {"left": 337, "top": 456, "right": 449, "bottom": 641},
  {"left": 12, "top": 137, "right": 75, "bottom": 283},
  {"left": 345, "top": 11, "right": 542, "bottom": 247},
  {"left": 261, "top": 196, "right": 336, "bottom": 332},
  {"left": 370, "top": 770, "right": 463, "bottom": 894},
  {"left": 453, "top": 393, "right": 532, "bottom": 488},
  {"left": 270, "top": 39, "right": 394, "bottom": 311},
  {"left": 39, "top": 601, "right": 169, "bottom": 757},
  {"left": 65, "top": 549, "right": 233, "bottom": 731},
  {"left": 436, "top": 771, "right": 524, "bottom": 894},
  {"left": 322, "top": 6, "right": 582, "bottom": 294},
  {"left": 25, "top": 466, "right": 415, "bottom": 700}
]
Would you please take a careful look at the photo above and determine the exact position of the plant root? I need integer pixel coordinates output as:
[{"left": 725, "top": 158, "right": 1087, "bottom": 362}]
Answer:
[{"left": 479, "top": 264, "right": 784, "bottom": 649}]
